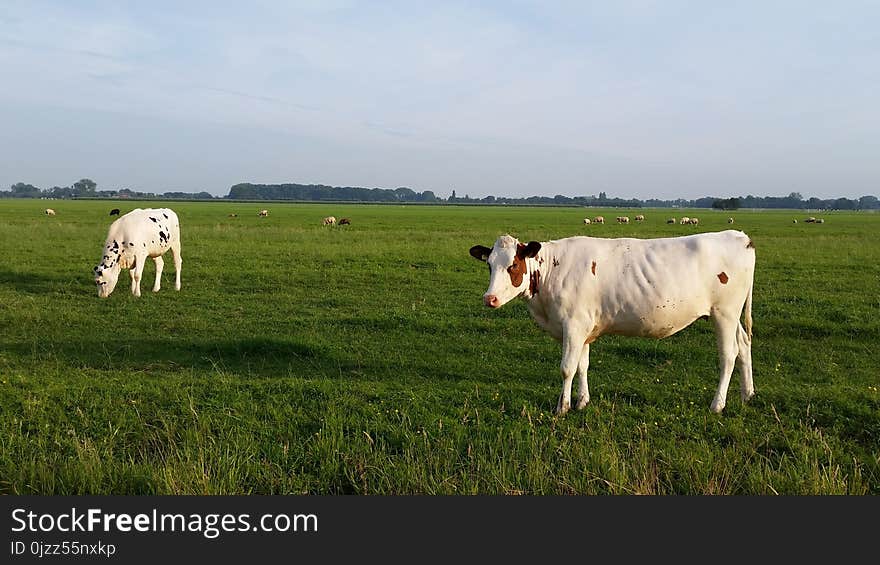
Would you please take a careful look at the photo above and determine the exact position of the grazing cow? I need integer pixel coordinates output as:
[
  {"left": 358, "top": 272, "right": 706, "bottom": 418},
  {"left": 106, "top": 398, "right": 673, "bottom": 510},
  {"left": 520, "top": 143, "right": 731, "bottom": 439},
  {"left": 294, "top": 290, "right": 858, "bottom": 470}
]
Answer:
[
  {"left": 667, "top": 218, "right": 676, "bottom": 224},
  {"left": 816, "top": 218, "right": 825, "bottom": 224},
  {"left": 109, "top": 208, "right": 120, "bottom": 216},
  {"left": 594, "top": 216, "right": 605, "bottom": 224},
  {"left": 792, "top": 219, "right": 798, "bottom": 224},
  {"left": 93, "top": 208, "right": 182, "bottom": 298},
  {"left": 616, "top": 216, "right": 630, "bottom": 224},
  {"left": 689, "top": 217, "right": 700, "bottom": 225},
  {"left": 258, "top": 209, "right": 269, "bottom": 217},
  {"left": 583, "top": 218, "right": 591, "bottom": 225},
  {"left": 680, "top": 217, "right": 690, "bottom": 225},
  {"left": 804, "top": 217, "right": 816, "bottom": 223},
  {"left": 728, "top": 217, "right": 735, "bottom": 224},
  {"left": 469, "top": 230, "right": 755, "bottom": 414},
  {"left": 322, "top": 216, "right": 337, "bottom": 226},
  {"left": 338, "top": 217, "right": 351, "bottom": 225},
  {"left": 634, "top": 214, "right": 645, "bottom": 222},
  {"left": 228, "top": 213, "right": 238, "bottom": 218},
  {"left": 45, "top": 208, "right": 56, "bottom": 216}
]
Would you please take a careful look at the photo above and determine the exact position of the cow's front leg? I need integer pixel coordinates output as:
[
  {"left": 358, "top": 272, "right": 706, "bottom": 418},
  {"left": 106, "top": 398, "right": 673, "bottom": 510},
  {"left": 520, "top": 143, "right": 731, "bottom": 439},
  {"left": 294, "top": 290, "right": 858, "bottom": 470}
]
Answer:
[
  {"left": 557, "top": 329, "right": 586, "bottom": 416},
  {"left": 575, "top": 343, "right": 591, "bottom": 410},
  {"left": 130, "top": 254, "right": 146, "bottom": 297},
  {"left": 152, "top": 255, "right": 164, "bottom": 292}
]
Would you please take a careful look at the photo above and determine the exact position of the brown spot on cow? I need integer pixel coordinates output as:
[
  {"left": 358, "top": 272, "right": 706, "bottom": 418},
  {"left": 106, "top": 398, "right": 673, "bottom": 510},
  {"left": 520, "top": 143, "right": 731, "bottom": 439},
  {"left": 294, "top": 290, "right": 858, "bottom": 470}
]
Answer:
[
  {"left": 507, "top": 247, "right": 528, "bottom": 286},
  {"left": 591, "top": 261, "right": 597, "bottom": 276},
  {"left": 507, "top": 241, "right": 541, "bottom": 287},
  {"left": 530, "top": 269, "right": 541, "bottom": 295},
  {"left": 747, "top": 239, "right": 755, "bottom": 249},
  {"left": 717, "top": 272, "right": 729, "bottom": 284},
  {"left": 552, "top": 257, "right": 560, "bottom": 267}
]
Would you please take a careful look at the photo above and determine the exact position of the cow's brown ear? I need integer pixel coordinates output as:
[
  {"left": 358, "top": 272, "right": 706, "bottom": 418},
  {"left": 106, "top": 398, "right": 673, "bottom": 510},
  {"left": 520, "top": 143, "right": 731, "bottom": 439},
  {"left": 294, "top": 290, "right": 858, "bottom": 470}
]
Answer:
[
  {"left": 517, "top": 241, "right": 541, "bottom": 259},
  {"left": 469, "top": 245, "right": 492, "bottom": 262}
]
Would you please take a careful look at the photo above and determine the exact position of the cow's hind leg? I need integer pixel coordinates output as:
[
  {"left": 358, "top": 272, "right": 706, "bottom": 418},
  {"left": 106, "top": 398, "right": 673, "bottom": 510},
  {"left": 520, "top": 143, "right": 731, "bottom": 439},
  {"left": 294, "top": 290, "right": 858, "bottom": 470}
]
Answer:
[
  {"left": 557, "top": 329, "right": 586, "bottom": 416},
  {"left": 171, "top": 241, "right": 182, "bottom": 291},
  {"left": 575, "top": 343, "right": 591, "bottom": 410},
  {"left": 152, "top": 255, "right": 164, "bottom": 292},
  {"left": 736, "top": 322, "right": 754, "bottom": 402},
  {"left": 710, "top": 311, "right": 739, "bottom": 413}
]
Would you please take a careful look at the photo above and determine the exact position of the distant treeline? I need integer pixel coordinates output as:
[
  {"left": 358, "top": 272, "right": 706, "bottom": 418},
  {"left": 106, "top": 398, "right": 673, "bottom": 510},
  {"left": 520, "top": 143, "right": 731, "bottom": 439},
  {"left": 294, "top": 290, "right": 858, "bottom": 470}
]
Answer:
[{"left": 3, "top": 179, "right": 879, "bottom": 210}]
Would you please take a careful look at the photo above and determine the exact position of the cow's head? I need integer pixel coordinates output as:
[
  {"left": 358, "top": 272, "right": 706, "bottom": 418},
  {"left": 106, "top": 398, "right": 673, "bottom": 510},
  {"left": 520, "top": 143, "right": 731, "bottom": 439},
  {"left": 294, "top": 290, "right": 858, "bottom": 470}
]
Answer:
[
  {"left": 470, "top": 235, "right": 541, "bottom": 308},
  {"left": 93, "top": 258, "right": 121, "bottom": 298}
]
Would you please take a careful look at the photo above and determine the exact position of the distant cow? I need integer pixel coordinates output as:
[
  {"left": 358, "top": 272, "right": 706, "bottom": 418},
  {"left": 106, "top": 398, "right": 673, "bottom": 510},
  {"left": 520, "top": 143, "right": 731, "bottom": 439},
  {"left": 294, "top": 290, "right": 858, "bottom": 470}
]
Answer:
[
  {"left": 816, "top": 218, "right": 825, "bottom": 224},
  {"left": 634, "top": 214, "right": 645, "bottom": 222},
  {"left": 322, "top": 216, "right": 337, "bottom": 226},
  {"left": 93, "top": 208, "right": 182, "bottom": 298},
  {"left": 45, "top": 208, "right": 56, "bottom": 216},
  {"left": 594, "top": 216, "right": 605, "bottom": 224},
  {"left": 616, "top": 216, "right": 630, "bottom": 224},
  {"left": 690, "top": 217, "right": 700, "bottom": 225},
  {"left": 583, "top": 218, "right": 591, "bottom": 225},
  {"left": 109, "top": 208, "right": 120, "bottom": 216},
  {"left": 680, "top": 217, "right": 691, "bottom": 225},
  {"left": 792, "top": 219, "right": 798, "bottom": 224},
  {"left": 228, "top": 213, "right": 238, "bottom": 218},
  {"left": 469, "top": 230, "right": 756, "bottom": 414},
  {"left": 258, "top": 209, "right": 269, "bottom": 217},
  {"left": 338, "top": 218, "right": 351, "bottom": 225},
  {"left": 804, "top": 217, "right": 816, "bottom": 223},
  {"left": 667, "top": 218, "right": 676, "bottom": 224},
  {"left": 728, "top": 217, "right": 735, "bottom": 224}
]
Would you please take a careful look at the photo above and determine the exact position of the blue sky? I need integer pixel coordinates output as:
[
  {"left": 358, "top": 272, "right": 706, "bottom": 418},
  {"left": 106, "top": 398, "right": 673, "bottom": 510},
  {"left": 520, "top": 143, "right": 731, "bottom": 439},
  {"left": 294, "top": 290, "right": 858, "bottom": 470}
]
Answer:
[{"left": 1, "top": 1, "right": 878, "bottom": 199}]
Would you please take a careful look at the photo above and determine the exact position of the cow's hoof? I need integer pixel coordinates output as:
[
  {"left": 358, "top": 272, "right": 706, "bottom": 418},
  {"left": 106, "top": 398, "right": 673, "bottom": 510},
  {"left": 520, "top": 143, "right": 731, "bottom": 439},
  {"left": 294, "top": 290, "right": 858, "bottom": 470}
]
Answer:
[
  {"left": 555, "top": 397, "right": 570, "bottom": 416},
  {"left": 575, "top": 396, "right": 590, "bottom": 410},
  {"left": 709, "top": 400, "right": 725, "bottom": 414}
]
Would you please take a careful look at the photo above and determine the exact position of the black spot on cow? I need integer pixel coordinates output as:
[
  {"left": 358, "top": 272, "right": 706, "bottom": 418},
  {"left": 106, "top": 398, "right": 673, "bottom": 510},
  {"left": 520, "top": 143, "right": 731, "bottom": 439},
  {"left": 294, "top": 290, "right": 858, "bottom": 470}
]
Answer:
[
  {"left": 159, "top": 231, "right": 168, "bottom": 243},
  {"left": 143, "top": 243, "right": 146, "bottom": 247},
  {"left": 163, "top": 213, "right": 168, "bottom": 219},
  {"left": 150, "top": 217, "right": 158, "bottom": 222},
  {"left": 128, "top": 242, "right": 134, "bottom": 246}
]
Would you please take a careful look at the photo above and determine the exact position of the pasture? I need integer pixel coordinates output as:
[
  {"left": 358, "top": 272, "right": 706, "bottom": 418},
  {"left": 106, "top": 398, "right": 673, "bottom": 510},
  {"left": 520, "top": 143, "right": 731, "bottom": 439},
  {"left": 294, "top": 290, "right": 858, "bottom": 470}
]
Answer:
[{"left": 1, "top": 200, "right": 878, "bottom": 494}]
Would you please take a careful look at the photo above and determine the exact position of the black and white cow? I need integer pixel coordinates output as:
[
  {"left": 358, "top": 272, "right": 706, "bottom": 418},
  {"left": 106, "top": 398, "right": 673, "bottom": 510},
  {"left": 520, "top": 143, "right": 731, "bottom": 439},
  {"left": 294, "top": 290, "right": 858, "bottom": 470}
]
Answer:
[
  {"left": 470, "top": 230, "right": 756, "bottom": 414},
  {"left": 94, "top": 208, "right": 182, "bottom": 298}
]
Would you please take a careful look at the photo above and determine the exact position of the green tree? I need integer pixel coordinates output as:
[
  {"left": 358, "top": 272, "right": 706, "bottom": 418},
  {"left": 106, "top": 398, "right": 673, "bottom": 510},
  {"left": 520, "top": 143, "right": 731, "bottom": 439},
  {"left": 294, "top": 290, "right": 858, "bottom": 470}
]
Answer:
[{"left": 72, "top": 178, "right": 97, "bottom": 197}]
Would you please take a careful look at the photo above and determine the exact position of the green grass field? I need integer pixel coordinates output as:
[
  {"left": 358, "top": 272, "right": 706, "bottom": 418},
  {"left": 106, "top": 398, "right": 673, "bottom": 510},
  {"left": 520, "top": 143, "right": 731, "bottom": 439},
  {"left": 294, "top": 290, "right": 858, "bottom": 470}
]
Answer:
[{"left": 1, "top": 199, "right": 878, "bottom": 494}]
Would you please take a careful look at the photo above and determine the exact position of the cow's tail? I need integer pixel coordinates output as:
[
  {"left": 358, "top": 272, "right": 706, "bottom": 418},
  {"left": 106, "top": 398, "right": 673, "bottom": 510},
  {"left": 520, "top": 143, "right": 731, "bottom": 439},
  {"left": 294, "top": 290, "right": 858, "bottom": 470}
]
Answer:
[{"left": 743, "top": 273, "right": 753, "bottom": 342}]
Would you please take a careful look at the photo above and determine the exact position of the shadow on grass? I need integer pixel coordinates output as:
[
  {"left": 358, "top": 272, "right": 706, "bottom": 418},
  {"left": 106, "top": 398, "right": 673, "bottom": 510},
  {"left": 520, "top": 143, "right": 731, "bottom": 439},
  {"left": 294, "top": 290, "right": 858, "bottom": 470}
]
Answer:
[
  {"left": 4, "top": 337, "right": 330, "bottom": 377},
  {"left": 0, "top": 269, "right": 69, "bottom": 295}
]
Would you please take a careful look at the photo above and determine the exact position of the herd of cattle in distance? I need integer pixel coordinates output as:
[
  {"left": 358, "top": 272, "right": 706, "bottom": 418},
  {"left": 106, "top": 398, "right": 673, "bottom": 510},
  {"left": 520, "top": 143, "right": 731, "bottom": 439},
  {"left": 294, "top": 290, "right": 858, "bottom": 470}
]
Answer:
[
  {"left": 33, "top": 204, "right": 826, "bottom": 415},
  {"left": 581, "top": 213, "right": 827, "bottom": 226}
]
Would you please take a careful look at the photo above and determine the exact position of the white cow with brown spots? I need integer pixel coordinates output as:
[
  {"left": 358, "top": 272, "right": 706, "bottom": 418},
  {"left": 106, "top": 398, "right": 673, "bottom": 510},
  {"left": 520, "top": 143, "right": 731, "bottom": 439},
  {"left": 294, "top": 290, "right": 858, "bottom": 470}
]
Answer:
[
  {"left": 45, "top": 208, "right": 56, "bottom": 216},
  {"left": 594, "top": 216, "right": 605, "bottom": 224},
  {"left": 93, "top": 208, "right": 182, "bottom": 298},
  {"left": 258, "top": 209, "right": 269, "bottom": 217},
  {"left": 322, "top": 216, "right": 337, "bottom": 226},
  {"left": 635, "top": 214, "right": 645, "bottom": 222},
  {"left": 583, "top": 218, "right": 591, "bottom": 225},
  {"left": 616, "top": 216, "right": 630, "bottom": 224},
  {"left": 470, "top": 230, "right": 756, "bottom": 414}
]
